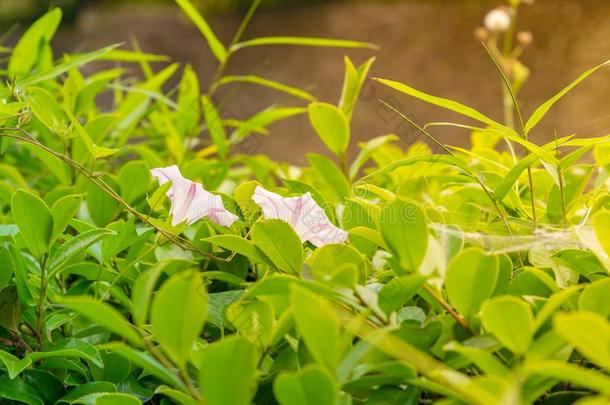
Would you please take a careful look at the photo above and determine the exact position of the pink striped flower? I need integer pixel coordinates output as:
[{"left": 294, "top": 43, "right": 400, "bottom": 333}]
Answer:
[
  {"left": 151, "top": 165, "right": 238, "bottom": 227},
  {"left": 252, "top": 186, "right": 348, "bottom": 247}
]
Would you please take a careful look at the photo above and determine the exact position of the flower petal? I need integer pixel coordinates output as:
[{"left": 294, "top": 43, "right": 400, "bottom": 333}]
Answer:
[
  {"left": 151, "top": 165, "right": 238, "bottom": 227},
  {"left": 150, "top": 165, "right": 186, "bottom": 197},
  {"left": 252, "top": 186, "right": 347, "bottom": 247},
  {"left": 252, "top": 186, "right": 300, "bottom": 228}
]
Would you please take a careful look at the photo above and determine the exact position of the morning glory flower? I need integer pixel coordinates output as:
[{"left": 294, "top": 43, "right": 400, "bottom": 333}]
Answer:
[
  {"left": 151, "top": 165, "right": 238, "bottom": 227},
  {"left": 252, "top": 185, "right": 348, "bottom": 247}
]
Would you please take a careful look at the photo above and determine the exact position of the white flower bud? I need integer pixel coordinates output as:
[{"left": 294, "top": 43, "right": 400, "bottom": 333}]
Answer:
[{"left": 484, "top": 8, "right": 512, "bottom": 32}]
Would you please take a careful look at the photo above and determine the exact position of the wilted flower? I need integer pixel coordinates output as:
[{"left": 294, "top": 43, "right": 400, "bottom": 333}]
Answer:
[
  {"left": 474, "top": 27, "right": 490, "bottom": 41},
  {"left": 151, "top": 165, "right": 238, "bottom": 227},
  {"left": 252, "top": 186, "right": 348, "bottom": 247},
  {"left": 484, "top": 7, "right": 512, "bottom": 32},
  {"left": 517, "top": 30, "right": 533, "bottom": 46}
]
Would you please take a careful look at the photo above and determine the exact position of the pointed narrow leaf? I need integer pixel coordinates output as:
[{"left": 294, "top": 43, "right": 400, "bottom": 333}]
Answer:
[
  {"left": 525, "top": 61, "right": 610, "bottom": 135},
  {"left": 218, "top": 75, "right": 315, "bottom": 101},
  {"left": 231, "top": 36, "right": 378, "bottom": 51},
  {"left": 174, "top": 0, "right": 227, "bottom": 62},
  {"left": 201, "top": 96, "right": 228, "bottom": 157}
]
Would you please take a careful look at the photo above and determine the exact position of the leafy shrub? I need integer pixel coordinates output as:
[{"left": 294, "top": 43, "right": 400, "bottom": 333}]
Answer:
[{"left": 1, "top": 1, "right": 610, "bottom": 404}]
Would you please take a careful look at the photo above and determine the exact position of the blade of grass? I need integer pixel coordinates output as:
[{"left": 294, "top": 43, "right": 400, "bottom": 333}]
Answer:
[{"left": 482, "top": 41, "right": 538, "bottom": 226}]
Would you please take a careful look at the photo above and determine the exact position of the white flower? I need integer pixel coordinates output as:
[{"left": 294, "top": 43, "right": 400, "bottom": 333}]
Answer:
[
  {"left": 484, "top": 8, "right": 511, "bottom": 32},
  {"left": 151, "top": 165, "right": 238, "bottom": 227},
  {"left": 252, "top": 186, "right": 348, "bottom": 247}
]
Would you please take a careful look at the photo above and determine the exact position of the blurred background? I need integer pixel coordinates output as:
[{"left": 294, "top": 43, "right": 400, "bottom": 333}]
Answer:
[{"left": 2, "top": 0, "right": 610, "bottom": 164}]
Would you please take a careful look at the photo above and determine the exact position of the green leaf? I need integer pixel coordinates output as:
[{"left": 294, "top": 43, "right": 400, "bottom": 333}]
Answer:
[
  {"left": 251, "top": 219, "right": 303, "bottom": 274},
  {"left": 524, "top": 61, "right": 610, "bottom": 135},
  {"left": 47, "top": 229, "right": 114, "bottom": 278},
  {"left": 118, "top": 161, "right": 151, "bottom": 204},
  {"left": 27, "top": 87, "right": 70, "bottom": 135},
  {"left": 291, "top": 286, "right": 345, "bottom": 372},
  {"left": 50, "top": 195, "right": 82, "bottom": 242},
  {"left": 554, "top": 311, "right": 610, "bottom": 370},
  {"left": 378, "top": 274, "right": 426, "bottom": 315},
  {"left": 87, "top": 176, "right": 122, "bottom": 227},
  {"left": 593, "top": 209, "right": 610, "bottom": 259},
  {"left": 27, "top": 339, "right": 103, "bottom": 368},
  {"left": 524, "top": 360, "right": 610, "bottom": 396},
  {"left": 95, "top": 393, "right": 142, "bottom": 405},
  {"left": 131, "top": 262, "right": 167, "bottom": 327},
  {"left": 445, "top": 248, "right": 499, "bottom": 319},
  {"left": 0, "top": 376, "right": 43, "bottom": 405},
  {"left": 0, "top": 246, "right": 14, "bottom": 291},
  {"left": 67, "top": 110, "right": 119, "bottom": 159},
  {"left": 57, "top": 382, "right": 117, "bottom": 404},
  {"left": 0, "top": 350, "right": 32, "bottom": 379},
  {"left": 443, "top": 341, "right": 509, "bottom": 376},
  {"left": 17, "top": 44, "right": 120, "bottom": 88},
  {"left": 8, "top": 8, "right": 62, "bottom": 75},
  {"left": 493, "top": 153, "right": 539, "bottom": 201},
  {"left": 226, "top": 299, "right": 274, "bottom": 346},
  {"left": 176, "top": 65, "right": 200, "bottom": 136},
  {"left": 0, "top": 286, "right": 20, "bottom": 331},
  {"left": 12, "top": 189, "right": 54, "bottom": 259},
  {"left": 7, "top": 246, "right": 35, "bottom": 307},
  {"left": 233, "top": 107, "right": 306, "bottom": 142},
  {"left": 375, "top": 77, "right": 510, "bottom": 132},
  {"left": 198, "top": 336, "right": 257, "bottom": 405},
  {"left": 174, "top": 0, "right": 227, "bottom": 62},
  {"left": 307, "top": 153, "right": 350, "bottom": 200},
  {"left": 349, "top": 134, "right": 398, "bottom": 179},
  {"left": 339, "top": 56, "right": 375, "bottom": 121},
  {"left": 147, "top": 181, "right": 172, "bottom": 212},
  {"left": 218, "top": 75, "right": 316, "bottom": 101},
  {"left": 480, "top": 296, "right": 534, "bottom": 355},
  {"left": 310, "top": 244, "right": 366, "bottom": 287},
  {"left": 231, "top": 36, "right": 378, "bottom": 51},
  {"left": 102, "top": 342, "right": 186, "bottom": 390},
  {"left": 378, "top": 200, "right": 428, "bottom": 272},
  {"left": 100, "top": 49, "right": 169, "bottom": 62},
  {"left": 61, "top": 297, "right": 143, "bottom": 346},
  {"left": 151, "top": 270, "right": 207, "bottom": 367},
  {"left": 201, "top": 96, "right": 228, "bottom": 158},
  {"left": 579, "top": 279, "right": 610, "bottom": 317},
  {"left": 308, "top": 102, "right": 350, "bottom": 157},
  {"left": 205, "top": 235, "right": 273, "bottom": 266},
  {"left": 155, "top": 386, "right": 198, "bottom": 405},
  {"left": 274, "top": 365, "right": 337, "bottom": 405}
]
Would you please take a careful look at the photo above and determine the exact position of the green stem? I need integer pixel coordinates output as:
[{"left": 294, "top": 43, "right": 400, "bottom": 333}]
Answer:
[
  {"left": 36, "top": 254, "right": 48, "bottom": 351},
  {"left": 208, "top": 0, "right": 261, "bottom": 95},
  {"left": 482, "top": 42, "right": 537, "bottom": 227}
]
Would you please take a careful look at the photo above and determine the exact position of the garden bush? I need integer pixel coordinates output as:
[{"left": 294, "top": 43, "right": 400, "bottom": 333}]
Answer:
[{"left": 0, "top": 0, "right": 610, "bottom": 404}]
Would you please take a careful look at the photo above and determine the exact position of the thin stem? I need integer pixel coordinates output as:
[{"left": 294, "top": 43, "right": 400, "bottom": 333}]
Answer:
[
  {"left": 36, "top": 254, "right": 48, "bottom": 351},
  {"left": 482, "top": 41, "right": 537, "bottom": 227},
  {"left": 555, "top": 130, "right": 568, "bottom": 230},
  {"left": 423, "top": 284, "right": 475, "bottom": 335},
  {"left": 229, "top": 0, "right": 261, "bottom": 49},
  {"left": 208, "top": 0, "right": 261, "bottom": 95},
  {"left": 146, "top": 340, "right": 202, "bottom": 401}
]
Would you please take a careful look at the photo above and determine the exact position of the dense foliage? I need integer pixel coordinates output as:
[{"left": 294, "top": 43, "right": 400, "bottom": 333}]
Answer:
[{"left": 1, "top": 1, "right": 610, "bottom": 404}]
